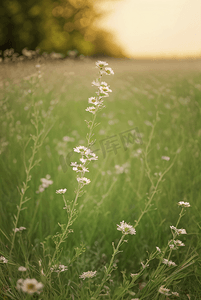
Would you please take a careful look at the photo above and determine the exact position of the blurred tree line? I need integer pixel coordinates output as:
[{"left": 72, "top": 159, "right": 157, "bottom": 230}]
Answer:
[{"left": 0, "top": 0, "right": 125, "bottom": 57}]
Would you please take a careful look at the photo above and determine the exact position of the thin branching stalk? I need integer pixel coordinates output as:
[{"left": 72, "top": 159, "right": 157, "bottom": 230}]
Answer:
[
  {"left": 10, "top": 120, "right": 42, "bottom": 256},
  {"left": 46, "top": 183, "right": 81, "bottom": 277},
  {"left": 10, "top": 93, "right": 53, "bottom": 256},
  {"left": 46, "top": 61, "right": 114, "bottom": 278},
  {"left": 92, "top": 235, "right": 125, "bottom": 299}
]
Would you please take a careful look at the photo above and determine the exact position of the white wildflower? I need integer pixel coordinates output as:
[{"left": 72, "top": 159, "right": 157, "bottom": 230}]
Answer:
[
  {"left": 104, "top": 67, "right": 114, "bottom": 75},
  {"left": 169, "top": 243, "right": 175, "bottom": 249},
  {"left": 98, "top": 87, "right": 109, "bottom": 97},
  {"left": 70, "top": 162, "right": 78, "bottom": 167},
  {"left": 95, "top": 61, "right": 108, "bottom": 68},
  {"left": 79, "top": 270, "right": 97, "bottom": 280},
  {"left": 178, "top": 201, "right": 190, "bottom": 207},
  {"left": 19, "top": 226, "right": 26, "bottom": 231},
  {"left": 99, "top": 85, "right": 112, "bottom": 93},
  {"left": 0, "top": 256, "right": 8, "bottom": 263},
  {"left": 100, "top": 81, "right": 109, "bottom": 87},
  {"left": 57, "top": 264, "right": 68, "bottom": 272},
  {"left": 41, "top": 268, "right": 45, "bottom": 276},
  {"left": 13, "top": 226, "right": 26, "bottom": 233},
  {"left": 117, "top": 221, "right": 136, "bottom": 235},
  {"left": 170, "top": 225, "right": 177, "bottom": 231},
  {"left": 159, "top": 285, "right": 171, "bottom": 296},
  {"left": 170, "top": 226, "right": 187, "bottom": 235},
  {"left": 71, "top": 163, "right": 89, "bottom": 173},
  {"left": 169, "top": 238, "right": 185, "bottom": 249},
  {"left": 36, "top": 175, "right": 53, "bottom": 193},
  {"left": 175, "top": 239, "right": 185, "bottom": 247},
  {"left": 162, "top": 259, "right": 177, "bottom": 267},
  {"left": 50, "top": 264, "right": 68, "bottom": 273},
  {"left": 73, "top": 147, "right": 98, "bottom": 161},
  {"left": 21, "top": 278, "right": 43, "bottom": 294},
  {"left": 85, "top": 106, "right": 96, "bottom": 114},
  {"left": 40, "top": 177, "right": 53, "bottom": 188},
  {"left": 88, "top": 97, "right": 100, "bottom": 105},
  {"left": 13, "top": 227, "right": 26, "bottom": 233},
  {"left": 77, "top": 177, "right": 91, "bottom": 185},
  {"left": 177, "top": 228, "right": 187, "bottom": 235},
  {"left": 37, "top": 186, "right": 45, "bottom": 193},
  {"left": 162, "top": 258, "right": 169, "bottom": 265},
  {"left": 156, "top": 246, "right": 161, "bottom": 252},
  {"left": 80, "top": 157, "right": 87, "bottom": 164},
  {"left": 56, "top": 188, "right": 67, "bottom": 194},
  {"left": 85, "top": 149, "right": 98, "bottom": 161},
  {"left": 92, "top": 80, "right": 100, "bottom": 87},
  {"left": 172, "top": 291, "right": 179, "bottom": 297},
  {"left": 16, "top": 278, "right": 24, "bottom": 291},
  {"left": 161, "top": 156, "right": 170, "bottom": 161},
  {"left": 18, "top": 266, "right": 27, "bottom": 272},
  {"left": 73, "top": 146, "right": 88, "bottom": 154}
]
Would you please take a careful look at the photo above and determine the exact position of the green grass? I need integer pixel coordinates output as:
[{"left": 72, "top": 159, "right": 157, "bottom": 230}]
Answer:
[{"left": 0, "top": 58, "right": 201, "bottom": 299}]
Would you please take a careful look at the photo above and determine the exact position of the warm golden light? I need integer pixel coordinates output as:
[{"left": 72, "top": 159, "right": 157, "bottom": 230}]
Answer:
[{"left": 97, "top": 0, "right": 201, "bottom": 58}]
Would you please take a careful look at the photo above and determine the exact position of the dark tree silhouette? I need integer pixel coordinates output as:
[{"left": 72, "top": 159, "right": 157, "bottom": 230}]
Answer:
[{"left": 0, "top": 0, "right": 126, "bottom": 57}]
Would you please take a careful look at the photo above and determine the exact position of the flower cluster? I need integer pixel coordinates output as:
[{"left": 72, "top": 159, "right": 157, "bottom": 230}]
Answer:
[
  {"left": 16, "top": 278, "right": 43, "bottom": 295},
  {"left": 178, "top": 201, "right": 190, "bottom": 207},
  {"left": 56, "top": 188, "right": 67, "bottom": 194},
  {"left": 161, "top": 156, "right": 170, "bottom": 161},
  {"left": 18, "top": 266, "right": 27, "bottom": 272},
  {"left": 117, "top": 221, "right": 136, "bottom": 235},
  {"left": 95, "top": 61, "right": 114, "bottom": 75},
  {"left": 170, "top": 226, "right": 187, "bottom": 235},
  {"left": 168, "top": 239, "right": 185, "bottom": 250},
  {"left": 71, "top": 146, "right": 98, "bottom": 185},
  {"left": 13, "top": 226, "right": 26, "bottom": 233},
  {"left": 115, "top": 162, "right": 130, "bottom": 174},
  {"left": 77, "top": 177, "right": 91, "bottom": 185},
  {"left": 156, "top": 246, "right": 161, "bottom": 253},
  {"left": 169, "top": 225, "right": 186, "bottom": 249},
  {"left": 85, "top": 61, "right": 113, "bottom": 115},
  {"left": 36, "top": 174, "right": 53, "bottom": 193},
  {"left": 50, "top": 264, "right": 68, "bottom": 273},
  {"left": 71, "top": 162, "right": 89, "bottom": 173},
  {"left": 158, "top": 286, "right": 171, "bottom": 296},
  {"left": 79, "top": 270, "right": 97, "bottom": 280},
  {"left": 162, "top": 258, "right": 177, "bottom": 267},
  {"left": 73, "top": 146, "right": 98, "bottom": 162},
  {"left": 0, "top": 256, "right": 8, "bottom": 263},
  {"left": 159, "top": 285, "right": 179, "bottom": 297}
]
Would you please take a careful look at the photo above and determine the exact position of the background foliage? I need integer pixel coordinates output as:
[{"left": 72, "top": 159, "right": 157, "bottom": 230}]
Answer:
[
  {"left": 0, "top": 0, "right": 125, "bottom": 57},
  {"left": 0, "top": 59, "right": 201, "bottom": 299}
]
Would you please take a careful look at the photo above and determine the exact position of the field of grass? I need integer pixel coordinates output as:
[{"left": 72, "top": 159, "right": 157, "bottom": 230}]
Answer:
[{"left": 0, "top": 58, "right": 201, "bottom": 299}]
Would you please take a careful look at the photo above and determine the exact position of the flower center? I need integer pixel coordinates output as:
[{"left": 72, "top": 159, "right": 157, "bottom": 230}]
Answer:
[{"left": 28, "top": 284, "right": 35, "bottom": 290}]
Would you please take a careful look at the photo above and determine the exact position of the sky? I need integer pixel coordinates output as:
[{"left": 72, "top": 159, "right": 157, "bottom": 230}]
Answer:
[{"left": 97, "top": 0, "right": 201, "bottom": 58}]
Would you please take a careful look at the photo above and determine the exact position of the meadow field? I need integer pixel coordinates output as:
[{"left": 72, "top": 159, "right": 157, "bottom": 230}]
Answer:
[{"left": 0, "top": 57, "right": 201, "bottom": 299}]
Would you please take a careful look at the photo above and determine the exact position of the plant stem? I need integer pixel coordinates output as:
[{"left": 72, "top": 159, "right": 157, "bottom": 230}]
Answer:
[
  {"left": 10, "top": 128, "right": 40, "bottom": 256},
  {"left": 92, "top": 235, "right": 125, "bottom": 299}
]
